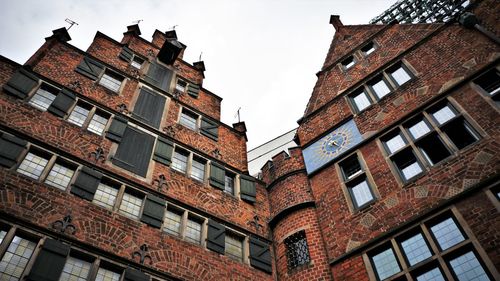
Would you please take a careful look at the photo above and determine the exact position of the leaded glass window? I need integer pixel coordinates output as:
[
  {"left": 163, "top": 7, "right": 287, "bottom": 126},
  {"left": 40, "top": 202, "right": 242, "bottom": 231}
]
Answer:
[
  {"left": 44, "top": 162, "right": 75, "bottom": 190},
  {"left": 119, "top": 192, "right": 143, "bottom": 219},
  {"left": 171, "top": 149, "right": 188, "bottom": 173},
  {"left": 99, "top": 72, "right": 122, "bottom": 93},
  {"left": 95, "top": 267, "right": 121, "bottom": 281},
  {"left": 429, "top": 217, "right": 465, "bottom": 251},
  {"left": 225, "top": 233, "right": 243, "bottom": 262},
  {"left": 87, "top": 112, "right": 109, "bottom": 135},
  {"left": 163, "top": 209, "right": 182, "bottom": 236},
  {"left": 370, "top": 247, "right": 401, "bottom": 280},
  {"left": 400, "top": 233, "right": 432, "bottom": 266},
  {"left": 29, "top": 86, "right": 57, "bottom": 111},
  {"left": 93, "top": 183, "right": 119, "bottom": 210},
  {"left": 185, "top": 218, "right": 202, "bottom": 244},
  {"left": 59, "top": 256, "right": 91, "bottom": 281},
  {"left": 190, "top": 157, "right": 205, "bottom": 181},
  {"left": 17, "top": 152, "right": 49, "bottom": 180},
  {"left": 284, "top": 230, "right": 310, "bottom": 269},
  {"left": 67, "top": 104, "right": 90, "bottom": 127},
  {"left": 0, "top": 236, "right": 36, "bottom": 280}
]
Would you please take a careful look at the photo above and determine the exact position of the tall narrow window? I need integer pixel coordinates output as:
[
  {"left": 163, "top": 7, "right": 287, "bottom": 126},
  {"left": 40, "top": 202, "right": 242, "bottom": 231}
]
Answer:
[
  {"left": 119, "top": 191, "right": 143, "bottom": 219},
  {"left": 29, "top": 85, "right": 57, "bottom": 111},
  {"left": 339, "top": 154, "right": 376, "bottom": 209},
  {"left": 163, "top": 208, "right": 183, "bottom": 236},
  {"left": 185, "top": 217, "right": 202, "bottom": 244},
  {"left": 225, "top": 233, "right": 243, "bottom": 262},
  {"left": 190, "top": 157, "right": 205, "bottom": 182},
  {"left": 17, "top": 152, "right": 50, "bottom": 180},
  {"left": 87, "top": 111, "right": 109, "bottom": 135},
  {"left": 171, "top": 148, "right": 189, "bottom": 173},
  {"left": 0, "top": 236, "right": 37, "bottom": 280},
  {"left": 179, "top": 109, "right": 198, "bottom": 131},
  {"left": 224, "top": 173, "right": 235, "bottom": 195},
  {"left": 284, "top": 230, "right": 310, "bottom": 269}
]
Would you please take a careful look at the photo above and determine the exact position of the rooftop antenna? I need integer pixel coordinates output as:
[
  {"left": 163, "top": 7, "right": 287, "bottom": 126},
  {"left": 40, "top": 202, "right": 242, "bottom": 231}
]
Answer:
[
  {"left": 199, "top": 52, "right": 203, "bottom": 61},
  {"left": 234, "top": 107, "right": 241, "bottom": 123},
  {"left": 65, "top": 18, "right": 78, "bottom": 30},
  {"left": 171, "top": 25, "right": 178, "bottom": 30},
  {"left": 133, "top": 19, "right": 143, "bottom": 24}
]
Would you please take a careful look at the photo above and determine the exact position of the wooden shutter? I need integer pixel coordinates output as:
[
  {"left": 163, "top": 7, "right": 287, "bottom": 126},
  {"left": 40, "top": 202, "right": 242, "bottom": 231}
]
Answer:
[
  {"left": 249, "top": 237, "right": 272, "bottom": 273},
  {"left": 71, "top": 166, "right": 102, "bottom": 201},
  {"left": 200, "top": 117, "right": 219, "bottom": 141},
  {"left": 47, "top": 89, "right": 76, "bottom": 118},
  {"left": 119, "top": 46, "right": 133, "bottom": 62},
  {"left": 240, "top": 175, "right": 256, "bottom": 203},
  {"left": 209, "top": 162, "right": 225, "bottom": 190},
  {"left": 105, "top": 115, "right": 128, "bottom": 143},
  {"left": 153, "top": 137, "right": 174, "bottom": 166},
  {"left": 75, "top": 57, "right": 104, "bottom": 80},
  {"left": 112, "top": 127, "right": 155, "bottom": 177},
  {"left": 124, "top": 268, "right": 149, "bottom": 281},
  {"left": 27, "top": 239, "right": 70, "bottom": 281},
  {"left": 141, "top": 194, "right": 166, "bottom": 228},
  {"left": 3, "top": 68, "right": 38, "bottom": 99},
  {"left": 187, "top": 83, "right": 200, "bottom": 98},
  {"left": 132, "top": 87, "right": 166, "bottom": 128},
  {"left": 207, "top": 220, "right": 225, "bottom": 254},
  {"left": 144, "top": 61, "right": 173, "bottom": 92},
  {"left": 0, "top": 133, "right": 27, "bottom": 168}
]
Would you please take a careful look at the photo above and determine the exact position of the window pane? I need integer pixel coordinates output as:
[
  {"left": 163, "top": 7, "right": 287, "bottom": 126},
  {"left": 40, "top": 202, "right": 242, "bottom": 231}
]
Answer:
[
  {"left": 416, "top": 267, "right": 446, "bottom": 281},
  {"left": 371, "top": 79, "right": 391, "bottom": 99},
  {"left": 284, "top": 231, "right": 310, "bottom": 269},
  {"left": 362, "top": 43, "right": 376, "bottom": 55},
  {"left": 430, "top": 217, "right": 465, "bottom": 250},
  {"left": 45, "top": 163, "right": 75, "bottom": 190},
  {"left": 474, "top": 69, "right": 500, "bottom": 95},
  {"left": 185, "top": 218, "right": 202, "bottom": 244},
  {"left": 390, "top": 67, "right": 411, "bottom": 86},
  {"left": 119, "top": 193, "right": 143, "bottom": 219},
  {"left": 191, "top": 158, "right": 205, "bottom": 181},
  {"left": 400, "top": 233, "right": 432, "bottom": 266},
  {"left": 442, "top": 118, "right": 479, "bottom": 149},
  {"left": 340, "top": 155, "right": 363, "bottom": 180},
  {"left": 29, "top": 87, "right": 56, "bottom": 111},
  {"left": 408, "top": 120, "right": 431, "bottom": 139},
  {"left": 131, "top": 57, "right": 143, "bottom": 70},
  {"left": 179, "top": 111, "right": 197, "bottom": 130},
  {"left": 93, "top": 183, "right": 118, "bottom": 210},
  {"left": 385, "top": 134, "right": 406, "bottom": 154},
  {"left": 449, "top": 251, "right": 490, "bottom": 281},
  {"left": 224, "top": 175, "right": 234, "bottom": 195},
  {"left": 225, "top": 234, "right": 243, "bottom": 262},
  {"left": 59, "top": 256, "right": 91, "bottom": 281},
  {"left": 432, "top": 105, "right": 456, "bottom": 125},
  {"left": 401, "top": 161, "right": 423, "bottom": 180},
  {"left": 371, "top": 248, "right": 401, "bottom": 280},
  {"left": 164, "top": 209, "right": 182, "bottom": 236},
  {"left": 17, "top": 152, "right": 49, "bottom": 180},
  {"left": 67, "top": 105, "right": 90, "bottom": 127},
  {"left": 96, "top": 267, "right": 121, "bottom": 281},
  {"left": 342, "top": 56, "right": 355, "bottom": 69},
  {"left": 171, "top": 150, "right": 188, "bottom": 173},
  {"left": 0, "top": 231, "right": 6, "bottom": 244},
  {"left": 99, "top": 73, "right": 122, "bottom": 92},
  {"left": 352, "top": 91, "right": 371, "bottom": 112},
  {"left": 350, "top": 180, "right": 374, "bottom": 208},
  {"left": 0, "top": 236, "right": 36, "bottom": 280},
  {"left": 87, "top": 113, "right": 109, "bottom": 135},
  {"left": 176, "top": 80, "right": 187, "bottom": 92},
  {"left": 393, "top": 149, "right": 422, "bottom": 181},
  {"left": 417, "top": 134, "right": 451, "bottom": 166}
]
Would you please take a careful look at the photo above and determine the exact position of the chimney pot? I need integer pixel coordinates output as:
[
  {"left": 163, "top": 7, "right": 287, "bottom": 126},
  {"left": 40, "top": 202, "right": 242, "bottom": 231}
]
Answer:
[{"left": 330, "top": 15, "right": 344, "bottom": 31}]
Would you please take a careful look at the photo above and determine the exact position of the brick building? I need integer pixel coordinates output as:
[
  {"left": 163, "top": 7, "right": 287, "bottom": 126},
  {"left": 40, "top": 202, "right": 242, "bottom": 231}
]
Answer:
[{"left": 0, "top": 0, "right": 499, "bottom": 281}]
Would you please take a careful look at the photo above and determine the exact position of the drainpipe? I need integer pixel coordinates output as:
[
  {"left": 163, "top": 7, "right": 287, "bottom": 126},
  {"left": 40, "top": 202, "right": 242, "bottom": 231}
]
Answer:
[{"left": 459, "top": 12, "right": 500, "bottom": 45}]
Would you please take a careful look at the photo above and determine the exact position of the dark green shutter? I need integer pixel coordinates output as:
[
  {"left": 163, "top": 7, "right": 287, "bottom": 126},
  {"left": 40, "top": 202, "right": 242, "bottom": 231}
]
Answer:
[
  {"left": 71, "top": 166, "right": 102, "bottom": 201},
  {"left": 132, "top": 87, "right": 166, "bottom": 128},
  {"left": 27, "top": 239, "right": 69, "bottom": 281},
  {"left": 240, "top": 175, "right": 256, "bottom": 203},
  {"left": 3, "top": 68, "right": 38, "bottom": 99},
  {"left": 119, "top": 46, "right": 134, "bottom": 62},
  {"left": 124, "top": 268, "right": 149, "bottom": 281},
  {"left": 112, "top": 127, "right": 155, "bottom": 177},
  {"left": 187, "top": 84, "right": 200, "bottom": 98},
  {"left": 144, "top": 61, "right": 173, "bottom": 92},
  {"left": 153, "top": 137, "right": 174, "bottom": 166},
  {"left": 141, "top": 194, "right": 166, "bottom": 228},
  {"left": 0, "top": 133, "right": 27, "bottom": 168},
  {"left": 209, "top": 162, "right": 225, "bottom": 190},
  {"left": 207, "top": 220, "right": 225, "bottom": 254},
  {"left": 105, "top": 115, "right": 128, "bottom": 143},
  {"left": 47, "top": 89, "right": 76, "bottom": 118},
  {"left": 200, "top": 117, "right": 219, "bottom": 141},
  {"left": 249, "top": 237, "right": 272, "bottom": 273},
  {"left": 75, "top": 57, "right": 104, "bottom": 80}
]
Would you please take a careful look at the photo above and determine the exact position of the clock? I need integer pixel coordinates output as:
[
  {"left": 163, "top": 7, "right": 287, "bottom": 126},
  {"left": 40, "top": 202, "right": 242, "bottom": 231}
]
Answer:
[{"left": 302, "top": 119, "right": 363, "bottom": 174}]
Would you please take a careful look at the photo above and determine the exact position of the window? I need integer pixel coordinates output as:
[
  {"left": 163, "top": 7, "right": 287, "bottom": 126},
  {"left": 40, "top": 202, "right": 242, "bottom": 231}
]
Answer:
[
  {"left": 284, "top": 230, "right": 310, "bottom": 269},
  {"left": 92, "top": 182, "right": 119, "bottom": 210},
  {"left": 87, "top": 111, "right": 109, "bottom": 135},
  {"left": 341, "top": 56, "right": 356, "bottom": 70},
  {"left": 119, "top": 191, "right": 143, "bottom": 219},
  {"left": 67, "top": 103, "right": 91, "bottom": 127},
  {"left": 96, "top": 267, "right": 122, "bottom": 281},
  {"left": 190, "top": 157, "right": 205, "bottom": 182},
  {"left": 179, "top": 109, "right": 198, "bottom": 131},
  {"left": 185, "top": 217, "right": 202, "bottom": 244},
  {"left": 381, "top": 100, "right": 479, "bottom": 183},
  {"left": 98, "top": 71, "right": 123, "bottom": 93},
  {"left": 225, "top": 233, "right": 243, "bottom": 262},
  {"left": 17, "top": 152, "right": 49, "bottom": 180},
  {"left": 474, "top": 68, "right": 500, "bottom": 104},
  {"left": 339, "top": 154, "right": 376, "bottom": 209},
  {"left": 131, "top": 56, "right": 144, "bottom": 69},
  {"left": 175, "top": 79, "right": 187, "bottom": 93},
  {"left": 66, "top": 101, "right": 110, "bottom": 135},
  {"left": 351, "top": 89, "right": 372, "bottom": 113},
  {"left": 59, "top": 256, "right": 91, "bottom": 281},
  {"left": 224, "top": 173, "right": 235, "bottom": 195},
  {"left": 388, "top": 64, "right": 412, "bottom": 86},
  {"left": 132, "top": 87, "right": 166, "bottom": 128},
  {"left": 163, "top": 208, "right": 182, "bottom": 236},
  {"left": 171, "top": 148, "right": 189, "bottom": 173},
  {"left": 365, "top": 211, "right": 494, "bottom": 281},
  {"left": 28, "top": 84, "right": 57, "bottom": 111},
  {"left": 44, "top": 162, "right": 75, "bottom": 190},
  {"left": 369, "top": 77, "right": 392, "bottom": 99},
  {"left": 112, "top": 126, "right": 155, "bottom": 177},
  {"left": 0, "top": 236, "right": 37, "bottom": 280},
  {"left": 361, "top": 42, "right": 376, "bottom": 56}
]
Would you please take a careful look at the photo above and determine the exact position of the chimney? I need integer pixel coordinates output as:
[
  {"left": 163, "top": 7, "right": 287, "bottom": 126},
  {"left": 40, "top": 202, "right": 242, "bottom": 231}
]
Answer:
[
  {"left": 125, "top": 24, "right": 142, "bottom": 36},
  {"left": 330, "top": 15, "right": 344, "bottom": 31},
  {"left": 193, "top": 61, "right": 206, "bottom": 77},
  {"left": 46, "top": 27, "right": 71, "bottom": 42},
  {"left": 233, "top": 122, "right": 248, "bottom": 141}
]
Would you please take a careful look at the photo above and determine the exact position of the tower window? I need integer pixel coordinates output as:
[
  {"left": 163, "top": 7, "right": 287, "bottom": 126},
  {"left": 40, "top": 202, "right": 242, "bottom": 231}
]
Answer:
[{"left": 284, "top": 230, "right": 310, "bottom": 269}]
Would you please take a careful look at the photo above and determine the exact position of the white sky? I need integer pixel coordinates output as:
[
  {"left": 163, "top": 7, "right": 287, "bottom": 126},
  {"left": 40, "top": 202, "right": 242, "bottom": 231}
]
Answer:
[{"left": 0, "top": 0, "right": 397, "bottom": 149}]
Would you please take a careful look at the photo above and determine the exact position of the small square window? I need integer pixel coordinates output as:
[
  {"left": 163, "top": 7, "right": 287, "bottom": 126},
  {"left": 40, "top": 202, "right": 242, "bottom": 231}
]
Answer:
[
  {"left": 388, "top": 65, "right": 412, "bottom": 86},
  {"left": 361, "top": 42, "right": 376, "bottom": 56},
  {"left": 99, "top": 71, "right": 123, "bottom": 93},
  {"left": 171, "top": 149, "right": 189, "bottom": 173},
  {"left": 441, "top": 118, "right": 479, "bottom": 150},
  {"left": 474, "top": 68, "right": 500, "bottom": 102},
  {"left": 29, "top": 85, "right": 57, "bottom": 111},
  {"left": 179, "top": 109, "right": 198, "bottom": 131},
  {"left": 17, "top": 152, "right": 49, "bottom": 180},
  {"left": 341, "top": 56, "right": 356, "bottom": 69},
  {"left": 119, "top": 191, "right": 143, "bottom": 219},
  {"left": 87, "top": 111, "right": 109, "bottom": 135},
  {"left": 92, "top": 182, "right": 119, "bottom": 210},
  {"left": 224, "top": 173, "right": 235, "bottom": 195},
  {"left": 383, "top": 132, "right": 407, "bottom": 154},
  {"left": 225, "top": 233, "right": 243, "bottom": 262},
  {"left": 430, "top": 104, "right": 457, "bottom": 125},
  {"left": 399, "top": 232, "right": 432, "bottom": 266},
  {"left": 369, "top": 247, "right": 401, "bottom": 280},
  {"left": 59, "top": 256, "right": 92, "bottom": 281},
  {"left": 44, "top": 162, "right": 75, "bottom": 190},
  {"left": 392, "top": 149, "right": 423, "bottom": 181},
  {"left": 351, "top": 90, "right": 372, "bottom": 112},
  {"left": 284, "top": 230, "right": 310, "bottom": 269},
  {"left": 185, "top": 216, "right": 202, "bottom": 244},
  {"left": 191, "top": 157, "right": 205, "bottom": 182},
  {"left": 448, "top": 251, "right": 491, "bottom": 281},
  {"left": 369, "top": 77, "right": 392, "bottom": 99},
  {"left": 429, "top": 217, "right": 465, "bottom": 251},
  {"left": 131, "top": 56, "right": 144, "bottom": 69},
  {"left": 407, "top": 118, "right": 431, "bottom": 140},
  {"left": 67, "top": 103, "right": 91, "bottom": 127},
  {"left": 163, "top": 208, "right": 183, "bottom": 236},
  {"left": 176, "top": 80, "right": 187, "bottom": 93}
]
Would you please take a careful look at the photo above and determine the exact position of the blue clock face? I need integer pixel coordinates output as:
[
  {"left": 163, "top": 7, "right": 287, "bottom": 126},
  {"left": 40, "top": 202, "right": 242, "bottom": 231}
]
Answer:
[{"left": 302, "top": 119, "right": 363, "bottom": 174}]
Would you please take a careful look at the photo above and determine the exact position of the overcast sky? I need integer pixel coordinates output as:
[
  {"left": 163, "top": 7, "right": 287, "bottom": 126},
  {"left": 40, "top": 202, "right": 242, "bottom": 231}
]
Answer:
[{"left": 0, "top": 0, "right": 397, "bottom": 149}]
